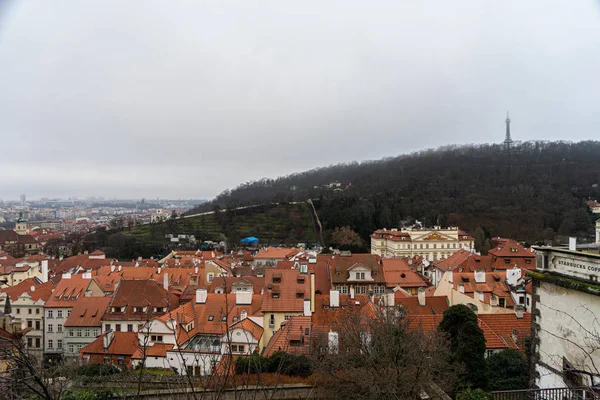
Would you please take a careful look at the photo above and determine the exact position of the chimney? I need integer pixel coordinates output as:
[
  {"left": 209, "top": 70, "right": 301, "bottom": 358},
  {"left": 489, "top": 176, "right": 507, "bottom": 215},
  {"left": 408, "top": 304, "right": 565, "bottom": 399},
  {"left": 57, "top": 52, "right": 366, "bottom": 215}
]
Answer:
[
  {"left": 506, "top": 267, "right": 522, "bottom": 286},
  {"left": 569, "top": 237, "right": 577, "bottom": 251},
  {"left": 310, "top": 273, "right": 315, "bottom": 313},
  {"left": 385, "top": 292, "right": 395, "bottom": 307},
  {"left": 194, "top": 266, "right": 198, "bottom": 275},
  {"left": 82, "top": 272, "right": 92, "bottom": 279},
  {"left": 417, "top": 287, "right": 426, "bottom": 306},
  {"left": 163, "top": 273, "right": 169, "bottom": 290},
  {"left": 235, "top": 291, "right": 252, "bottom": 305},
  {"left": 41, "top": 260, "right": 48, "bottom": 283},
  {"left": 329, "top": 290, "right": 340, "bottom": 308},
  {"left": 458, "top": 283, "right": 464, "bottom": 293},
  {"left": 303, "top": 299, "right": 311, "bottom": 316},
  {"left": 157, "top": 267, "right": 161, "bottom": 274},
  {"left": 30, "top": 286, "right": 35, "bottom": 292},
  {"left": 447, "top": 271, "right": 453, "bottom": 284},
  {"left": 62, "top": 272, "right": 72, "bottom": 279},
  {"left": 514, "top": 304, "right": 525, "bottom": 319},
  {"left": 196, "top": 288, "right": 207, "bottom": 304},
  {"left": 474, "top": 270, "right": 486, "bottom": 284},
  {"left": 110, "top": 265, "right": 115, "bottom": 273},
  {"left": 138, "top": 256, "right": 142, "bottom": 261},
  {"left": 118, "top": 265, "right": 122, "bottom": 272},
  {"left": 350, "top": 286, "right": 355, "bottom": 300},
  {"left": 103, "top": 330, "right": 114, "bottom": 350},
  {"left": 511, "top": 328, "right": 519, "bottom": 345}
]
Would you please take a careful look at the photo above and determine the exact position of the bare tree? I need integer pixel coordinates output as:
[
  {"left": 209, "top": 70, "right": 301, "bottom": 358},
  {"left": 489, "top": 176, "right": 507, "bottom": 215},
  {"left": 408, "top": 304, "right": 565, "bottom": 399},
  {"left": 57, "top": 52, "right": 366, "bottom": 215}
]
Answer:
[{"left": 311, "top": 305, "right": 458, "bottom": 400}]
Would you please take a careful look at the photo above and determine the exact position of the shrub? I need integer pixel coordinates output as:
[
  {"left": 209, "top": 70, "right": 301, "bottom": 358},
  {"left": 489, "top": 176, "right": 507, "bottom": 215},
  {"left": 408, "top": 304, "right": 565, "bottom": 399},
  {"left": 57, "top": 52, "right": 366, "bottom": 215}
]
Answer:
[{"left": 457, "top": 388, "right": 491, "bottom": 400}]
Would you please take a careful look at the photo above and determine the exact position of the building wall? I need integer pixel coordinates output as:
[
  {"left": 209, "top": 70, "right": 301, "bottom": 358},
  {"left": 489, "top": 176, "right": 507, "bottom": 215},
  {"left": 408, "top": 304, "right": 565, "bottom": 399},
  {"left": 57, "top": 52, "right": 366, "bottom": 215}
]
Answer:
[
  {"left": 63, "top": 326, "right": 102, "bottom": 362},
  {"left": 534, "top": 281, "right": 600, "bottom": 389},
  {"left": 44, "top": 308, "right": 70, "bottom": 356},
  {"left": 262, "top": 312, "right": 303, "bottom": 350},
  {"left": 370, "top": 228, "right": 473, "bottom": 261},
  {"left": 433, "top": 272, "right": 513, "bottom": 314}
]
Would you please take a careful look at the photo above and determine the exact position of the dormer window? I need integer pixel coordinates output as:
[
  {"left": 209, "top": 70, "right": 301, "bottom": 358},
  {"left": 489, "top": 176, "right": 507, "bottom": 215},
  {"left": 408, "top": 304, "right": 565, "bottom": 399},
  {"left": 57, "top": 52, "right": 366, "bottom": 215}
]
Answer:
[
  {"left": 505, "top": 259, "right": 511, "bottom": 264},
  {"left": 133, "top": 307, "right": 145, "bottom": 313},
  {"left": 272, "top": 293, "right": 280, "bottom": 299},
  {"left": 356, "top": 272, "right": 365, "bottom": 280},
  {"left": 221, "top": 316, "right": 227, "bottom": 322},
  {"left": 273, "top": 276, "right": 281, "bottom": 284},
  {"left": 154, "top": 307, "right": 164, "bottom": 313},
  {"left": 112, "top": 307, "right": 123, "bottom": 313}
]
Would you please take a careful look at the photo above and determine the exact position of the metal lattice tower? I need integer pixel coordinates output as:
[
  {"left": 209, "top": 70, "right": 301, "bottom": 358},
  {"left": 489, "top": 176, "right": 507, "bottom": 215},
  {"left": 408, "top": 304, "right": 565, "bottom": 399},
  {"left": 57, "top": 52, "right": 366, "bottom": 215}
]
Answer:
[{"left": 504, "top": 111, "right": 513, "bottom": 149}]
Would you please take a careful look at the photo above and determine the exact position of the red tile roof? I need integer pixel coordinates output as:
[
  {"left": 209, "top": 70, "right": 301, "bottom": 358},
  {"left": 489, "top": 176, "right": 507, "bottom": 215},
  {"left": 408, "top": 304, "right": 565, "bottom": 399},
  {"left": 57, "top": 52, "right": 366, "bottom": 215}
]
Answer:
[
  {"left": 229, "top": 318, "right": 264, "bottom": 341},
  {"left": 254, "top": 247, "right": 299, "bottom": 260},
  {"left": 329, "top": 254, "right": 383, "bottom": 285},
  {"left": 262, "top": 269, "right": 310, "bottom": 313},
  {"left": 488, "top": 239, "right": 536, "bottom": 259},
  {"left": 381, "top": 258, "right": 427, "bottom": 288},
  {"left": 80, "top": 331, "right": 139, "bottom": 357},
  {"left": 64, "top": 296, "right": 111, "bottom": 327},
  {"left": 45, "top": 275, "right": 94, "bottom": 308},
  {"left": 131, "top": 343, "right": 174, "bottom": 359},
  {"left": 103, "top": 280, "right": 172, "bottom": 321},
  {"left": 263, "top": 316, "right": 312, "bottom": 356},
  {"left": 395, "top": 296, "right": 449, "bottom": 315},
  {"left": 0, "top": 278, "right": 55, "bottom": 302}
]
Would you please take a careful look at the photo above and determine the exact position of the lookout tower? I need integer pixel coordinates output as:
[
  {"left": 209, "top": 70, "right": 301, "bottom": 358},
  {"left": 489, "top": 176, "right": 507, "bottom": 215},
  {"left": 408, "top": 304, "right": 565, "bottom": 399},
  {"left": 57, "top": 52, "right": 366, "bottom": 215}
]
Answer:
[{"left": 504, "top": 112, "right": 513, "bottom": 150}]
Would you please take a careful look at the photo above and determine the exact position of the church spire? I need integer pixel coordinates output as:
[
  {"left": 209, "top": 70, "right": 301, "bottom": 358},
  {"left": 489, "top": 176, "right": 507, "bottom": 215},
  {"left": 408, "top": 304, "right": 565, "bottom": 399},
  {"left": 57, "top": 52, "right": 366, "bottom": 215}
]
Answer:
[{"left": 504, "top": 111, "right": 513, "bottom": 149}]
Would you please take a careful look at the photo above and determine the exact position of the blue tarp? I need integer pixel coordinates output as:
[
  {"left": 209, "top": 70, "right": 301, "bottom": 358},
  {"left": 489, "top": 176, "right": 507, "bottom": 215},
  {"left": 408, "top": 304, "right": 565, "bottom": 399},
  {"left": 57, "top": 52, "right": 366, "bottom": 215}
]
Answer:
[{"left": 241, "top": 236, "right": 259, "bottom": 244}]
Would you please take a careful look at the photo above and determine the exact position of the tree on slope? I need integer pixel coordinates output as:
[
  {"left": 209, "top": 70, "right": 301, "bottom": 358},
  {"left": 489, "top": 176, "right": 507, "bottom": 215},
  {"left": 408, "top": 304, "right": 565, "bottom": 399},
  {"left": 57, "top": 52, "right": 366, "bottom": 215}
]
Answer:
[{"left": 439, "top": 304, "right": 489, "bottom": 391}]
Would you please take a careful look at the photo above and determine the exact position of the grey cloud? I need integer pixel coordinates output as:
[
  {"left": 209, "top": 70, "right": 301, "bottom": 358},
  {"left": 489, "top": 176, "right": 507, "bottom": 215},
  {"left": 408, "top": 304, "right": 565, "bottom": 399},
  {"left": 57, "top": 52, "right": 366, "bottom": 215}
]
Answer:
[{"left": 1, "top": 0, "right": 599, "bottom": 199}]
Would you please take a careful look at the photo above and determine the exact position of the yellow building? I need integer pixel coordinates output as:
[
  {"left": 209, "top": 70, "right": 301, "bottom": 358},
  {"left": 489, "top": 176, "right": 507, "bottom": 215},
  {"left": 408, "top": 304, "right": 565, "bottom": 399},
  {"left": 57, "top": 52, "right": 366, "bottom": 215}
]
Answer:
[{"left": 370, "top": 227, "right": 474, "bottom": 261}]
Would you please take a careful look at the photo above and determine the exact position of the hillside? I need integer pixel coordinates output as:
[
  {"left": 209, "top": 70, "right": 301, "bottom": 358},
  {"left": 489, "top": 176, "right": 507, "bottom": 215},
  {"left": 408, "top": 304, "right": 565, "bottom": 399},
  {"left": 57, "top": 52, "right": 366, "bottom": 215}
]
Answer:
[
  {"left": 84, "top": 203, "right": 318, "bottom": 259},
  {"left": 189, "top": 141, "right": 600, "bottom": 244}
]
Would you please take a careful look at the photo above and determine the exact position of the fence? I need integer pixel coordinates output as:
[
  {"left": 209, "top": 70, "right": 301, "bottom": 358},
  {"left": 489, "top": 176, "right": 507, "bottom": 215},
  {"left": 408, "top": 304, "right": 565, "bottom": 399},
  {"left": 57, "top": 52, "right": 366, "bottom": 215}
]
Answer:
[{"left": 492, "top": 387, "right": 599, "bottom": 400}]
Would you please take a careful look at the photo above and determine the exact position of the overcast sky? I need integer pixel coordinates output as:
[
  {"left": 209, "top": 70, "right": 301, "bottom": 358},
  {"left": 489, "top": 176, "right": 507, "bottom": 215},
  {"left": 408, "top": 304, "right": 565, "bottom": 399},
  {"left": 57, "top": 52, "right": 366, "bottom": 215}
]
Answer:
[{"left": 1, "top": 1, "right": 599, "bottom": 200}]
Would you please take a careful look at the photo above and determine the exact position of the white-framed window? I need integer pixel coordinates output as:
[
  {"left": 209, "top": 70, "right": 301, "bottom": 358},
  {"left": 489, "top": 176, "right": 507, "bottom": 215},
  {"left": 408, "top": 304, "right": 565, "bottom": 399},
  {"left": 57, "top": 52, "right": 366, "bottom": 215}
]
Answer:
[
  {"left": 77, "top": 329, "right": 82, "bottom": 337},
  {"left": 207, "top": 273, "right": 214, "bottom": 283},
  {"left": 85, "top": 328, "right": 91, "bottom": 337},
  {"left": 151, "top": 335, "right": 163, "bottom": 342},
  {"left": 57, "top": 324, "right": 63, "bottom": 332},
  {"left": 48, "top": 340, "right": 53, "bottom": 348},
  {"left": 356, "top": 272, "right": 365, "bottom": 280},
  {"left": 57, "top": 340, "right": 62, "bottom": 349},
  {"left": 57, "top": 310, "right": 63, "bottom": 318},
  {"left": 47, "top": 310, "right": 53, "bottom": 319},
  {"left": 355, "top": 286, "right": 367, "bottom": 294},
  {"left": 47, "top": 324, "right": 53, "bottom": 333}
]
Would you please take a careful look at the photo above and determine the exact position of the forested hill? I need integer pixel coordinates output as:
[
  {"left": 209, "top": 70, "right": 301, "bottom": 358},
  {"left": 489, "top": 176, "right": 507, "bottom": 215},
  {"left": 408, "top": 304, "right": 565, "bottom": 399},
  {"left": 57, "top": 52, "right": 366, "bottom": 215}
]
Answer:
[{"left": 189, "top": 141, "right": 600, "bottom": 244}]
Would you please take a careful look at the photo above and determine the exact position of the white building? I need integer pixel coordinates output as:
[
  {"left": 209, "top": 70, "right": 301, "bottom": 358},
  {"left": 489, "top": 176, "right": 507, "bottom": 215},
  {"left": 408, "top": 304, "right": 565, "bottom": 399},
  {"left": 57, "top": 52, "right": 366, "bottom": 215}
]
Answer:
[
  {"left": 531, "top": 245, "right": 600, "bottom": 389},
  {"left": 370, "top": 227, "right": 474, "bottom": 261}
]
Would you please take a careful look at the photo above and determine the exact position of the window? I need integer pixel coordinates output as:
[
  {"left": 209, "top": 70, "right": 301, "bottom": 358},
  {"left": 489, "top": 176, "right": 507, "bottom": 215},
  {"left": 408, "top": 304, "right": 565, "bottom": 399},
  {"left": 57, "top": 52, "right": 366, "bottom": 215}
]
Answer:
[
  {"left": 356, "top": 272, "right": 365, "bottom": 280},
  {"left": 207, "top": 273, "right": 214, "bottom": 283},
  {"left": 499, "top": 298, "right": 506, "bottom": 308},
  {"left": 47, "top": 324, "right": 53, "bottom": 333},
  {"left": 115, "top": 324, "right": 121, "bottom": 332},
  {"left": 527, "top": 297, "right": 530, "bottom": 306},
  {"left": 57, "top": 324, "right": 62, "bottom": 333},
  {"left": 76, "top": 329, "right": 82, "bottom": 337},
  {"left": 48, "top": 340, "right": 53, "bottom": 348},
  {"left": 208, "top": 316, "right": 214, "bottom": 321},
  {"left": 420, "top": 244, "right": 423, "bottom": 249},
  {"left": 57, "top": 310, "right": 63, "bottom": 318},
  {"left": 16, "top": 308, "right": 20, "bottom": 314},
  {"left": 151, "top": 335, "right": 163, "bottom": 342},
  {"left": 272, "top": 293, "right": 280, "bottom": 299},
  {"left": 35, "top": 320, "right": 40, "bottom": 330},
  {"left": 36, "top": 308, "right": 40, "bottom": 314},
  {"left": 35, "top": 338, "right": 40, "bottom": 348},
  {"left": 231, "top": 344, "right": 245, "bottom": 353},
  {"left": 355, "top": 286, "right": 367, "bottom": 294},
  {"left": 57, "top": 340, "right": 62, "bottom": 349},
  {"left": 105, "top": 324, "right": 111, "bottom": 332},
  {"left": 336, "top": 286, "right": 348, "bottom": 294},
  {"left": 69, "top": 344, "right": 74, "bottom": 354},
  {"left": 117, "top": 356, "right": 125, "bottom": 365},
  {"left": 505, "top": 259, "right": 511, "bottom": 264},
  {"left": 68, "top": 329, "right": 74, "bottom": 337},
  {"left": 154, "top": 307, "right": 164, "bottom": 313},
  {"left": 113, "top": 307, "right": 122, "bottom": 313},
  {"left": 519, "top": 296, "right": 525, "bottom": 305},
  {"left": 127, "top": 324, "right": 133, "bottom": 332},
  {"left": 85, "top": 328, "right": 91, "bottom": 337},
  {"left": 28, "top": 308, "right": 32, "bottom": 314},
  {"left": 374, "top": 286, "right": 385, "bottom": 294},
  {"left": 48, "top": 310, "right": 53, "bottom": 318},
  {"left": 27, "top": 338, "right": 33, "bottom": 347},
  {"left": 27, "top": 320, "right": 33, "bottom": 328},
  {"left": 133, "top": 307, "right": 144, "bottom": 313},
  {"left": 67, "top": 310, "right": 71, "bottom": 317},
  {"left": 269, "top": 314, "right": 275, "bottom": 328},
  {"left": 426, "top": 244, "right": 429, "bottom": 249}
]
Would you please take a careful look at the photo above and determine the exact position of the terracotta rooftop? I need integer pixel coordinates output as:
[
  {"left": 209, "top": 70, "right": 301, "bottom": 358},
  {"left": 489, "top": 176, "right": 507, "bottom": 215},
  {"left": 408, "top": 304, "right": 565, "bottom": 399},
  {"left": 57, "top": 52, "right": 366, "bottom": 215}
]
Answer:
[
  {"left": 329, "top": 253, "right": 383, "bottom": 285},
  {"left": 254, "top": 247, "right": 299, "bottom": 260},
  {"left": 64, "top": 296, "right": 111, "bottom": 327},
  {"left": 103, "top": 280, "right": 172, "bottom": 321},
  {"left": 381, "top": 258, "right": 427, "bottom": 288},
  {"left": 80, "top": 331, "right": 139, "bottom": 357},
  {"left": 45, "top": 275, "right": 95, "bottom": 308},
  {"left": 395, "top": 296, "right": 449, "bottom": 315},
  {"left": 0, "top": 278, "right": 55, "bottom": 302},
  {"left": 262, "top": 269, "right": 310, "bottom": 313}
]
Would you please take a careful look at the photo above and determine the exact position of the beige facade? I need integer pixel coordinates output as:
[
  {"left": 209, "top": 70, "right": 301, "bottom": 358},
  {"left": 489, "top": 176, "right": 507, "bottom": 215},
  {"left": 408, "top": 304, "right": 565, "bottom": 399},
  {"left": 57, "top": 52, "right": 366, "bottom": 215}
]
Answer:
[{"left": 371, "top": 227, "right": 474, "bottom": 261}]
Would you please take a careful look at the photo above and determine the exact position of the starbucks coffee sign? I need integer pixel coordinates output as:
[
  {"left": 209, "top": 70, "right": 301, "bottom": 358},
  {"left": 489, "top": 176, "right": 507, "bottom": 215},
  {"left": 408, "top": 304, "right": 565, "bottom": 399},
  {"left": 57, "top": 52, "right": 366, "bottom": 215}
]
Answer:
[{"left": 549, "top": 255, "right": 600, "bottom": 282}]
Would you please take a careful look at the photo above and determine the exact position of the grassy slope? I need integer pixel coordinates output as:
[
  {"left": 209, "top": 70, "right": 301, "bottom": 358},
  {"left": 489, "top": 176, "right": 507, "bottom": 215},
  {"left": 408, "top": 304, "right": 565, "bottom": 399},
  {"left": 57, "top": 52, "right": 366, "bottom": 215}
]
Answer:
[{"left": 123, "top": 203, "right": 318, "bottom": 245}]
